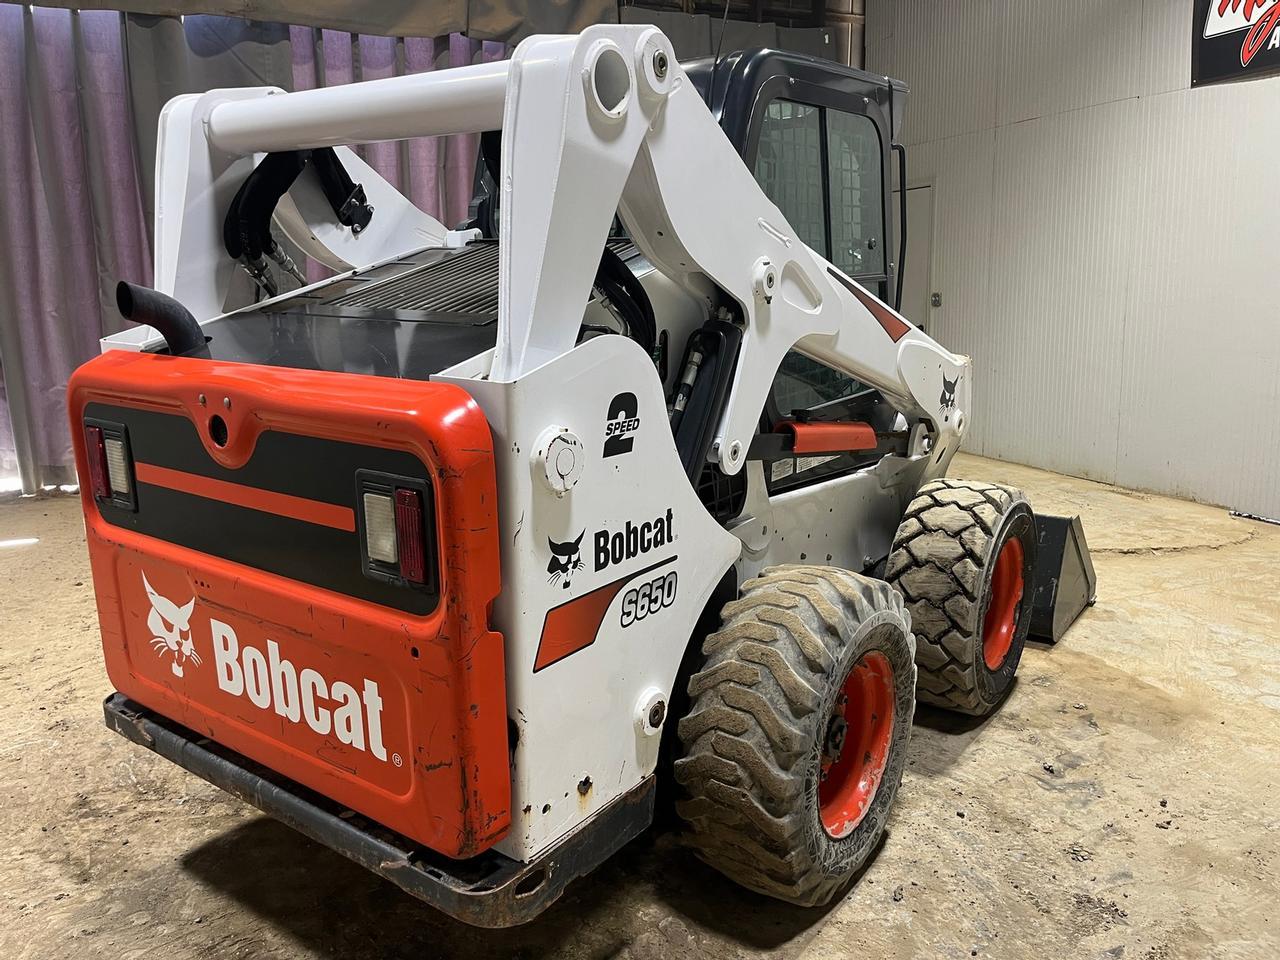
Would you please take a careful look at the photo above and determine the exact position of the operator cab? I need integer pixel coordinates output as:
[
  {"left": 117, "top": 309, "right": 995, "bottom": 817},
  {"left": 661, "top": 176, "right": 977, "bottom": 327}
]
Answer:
[{"left": 685, "top": 49, "right": 906, "bottom": 308}]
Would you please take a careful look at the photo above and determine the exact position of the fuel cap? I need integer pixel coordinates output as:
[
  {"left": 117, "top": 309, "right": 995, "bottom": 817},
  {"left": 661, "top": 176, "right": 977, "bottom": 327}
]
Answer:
[{"left": 533, "top": 427, "right": 584, "bottom": 496}]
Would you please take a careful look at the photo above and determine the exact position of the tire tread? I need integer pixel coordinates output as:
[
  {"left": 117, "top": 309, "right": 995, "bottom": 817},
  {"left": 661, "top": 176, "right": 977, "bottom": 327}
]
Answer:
[
  {"left": 675, "top": 565, "right": 914, "bottom": 905},
  {"left": 886, "top": 478, "right": 1027, "bottom": 714}
]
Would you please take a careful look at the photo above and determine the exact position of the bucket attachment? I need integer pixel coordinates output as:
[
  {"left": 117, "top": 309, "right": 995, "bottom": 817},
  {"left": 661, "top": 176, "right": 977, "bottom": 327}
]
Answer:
[{"left": 1028, "top": 513, "right": 1097, "bottom": 643}]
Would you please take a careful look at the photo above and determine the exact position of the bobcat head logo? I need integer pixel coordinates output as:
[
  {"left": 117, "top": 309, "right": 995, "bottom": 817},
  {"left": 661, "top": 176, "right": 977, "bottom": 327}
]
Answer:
[
  {"left": 143, "top": 573, "right": 201, "bottom": 677},
  {"left": 546, "top": 532, "right": 585, "bottom": 590},
  {"left": 940, "top": 374, "right": 957, "bottom": 411}
]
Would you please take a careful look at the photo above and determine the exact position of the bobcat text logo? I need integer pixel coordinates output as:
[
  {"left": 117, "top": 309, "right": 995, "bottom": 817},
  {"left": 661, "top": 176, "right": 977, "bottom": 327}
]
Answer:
[
  {"left": 603, "top": 392, "right": 640, "bottom": 458},
  {"left": 1205, "top": 0, "right": 1280, "bottom": 67},
  {"left": 143, "top": 573, "right": 201, "bottom": 678},
  {"left": 212, "top": 620, "right": 388, "bottom": 761},
  {"left": 547, "top": 532, "right": 585, "bottom": 589},
  {"left": 595, "top": 508, "right": 675, "bottom": 572},
  {"left": 940, "top": 375, "right": 957, "bottom": 411}
]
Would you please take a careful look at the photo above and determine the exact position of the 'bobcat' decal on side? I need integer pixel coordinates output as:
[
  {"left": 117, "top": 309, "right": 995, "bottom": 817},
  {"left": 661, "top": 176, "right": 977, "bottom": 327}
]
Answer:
[
  {"left": 546, "top": 532, "right": 585, "bottom": 590},
  {"left": 143, "top": 572, "right": 201, "bottom": 677}
]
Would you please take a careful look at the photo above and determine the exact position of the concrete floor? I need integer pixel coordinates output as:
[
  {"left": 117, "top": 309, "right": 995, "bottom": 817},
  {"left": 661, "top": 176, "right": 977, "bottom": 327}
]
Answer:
[{"left": 2, "top": 453, "right": 1277, "bottom": 959}]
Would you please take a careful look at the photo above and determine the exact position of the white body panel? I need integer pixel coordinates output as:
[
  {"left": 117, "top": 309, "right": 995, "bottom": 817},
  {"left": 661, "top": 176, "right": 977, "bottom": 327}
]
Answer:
[
  {"left": 443, "top": 335, "right": 739, "bottom": 858},
  {"left": 271, "top": 152, "right": 447, "bottom": 274},
  {"left": 733, "top": 456, "right": 929, "bottom": 581},
  {"left": 125, "top": 24, "right": 974, "bottom": 862}
]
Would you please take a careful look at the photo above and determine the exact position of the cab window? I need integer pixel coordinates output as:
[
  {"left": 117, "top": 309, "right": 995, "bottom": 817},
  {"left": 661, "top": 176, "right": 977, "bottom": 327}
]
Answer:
[
  {"left": 751, "top": 99, "right": 885, "bottom": 280},
  {"left": 827, "top": 108, "right": 884, "bottom": 277},
  {"left": 771, "top": 352, "right": 860, "bottom": 418},
  {"left": 751, "top": 101, "right": 826, "bottom": 255}
]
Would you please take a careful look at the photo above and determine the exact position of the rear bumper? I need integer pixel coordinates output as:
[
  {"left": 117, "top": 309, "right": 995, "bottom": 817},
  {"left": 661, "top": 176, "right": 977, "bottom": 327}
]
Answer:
[{"left": 104, "top": 693, "right": 655, "bottom": 928}]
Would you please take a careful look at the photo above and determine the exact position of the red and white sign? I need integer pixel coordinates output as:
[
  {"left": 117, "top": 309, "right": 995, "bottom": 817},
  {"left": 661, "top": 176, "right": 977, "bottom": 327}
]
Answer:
[{"left": 1195, "top": 0, "right": 1280, "bottom": 85}]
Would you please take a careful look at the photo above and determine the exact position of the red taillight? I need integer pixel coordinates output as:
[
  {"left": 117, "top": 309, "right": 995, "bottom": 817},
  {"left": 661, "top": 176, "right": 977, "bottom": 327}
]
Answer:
[
  {"left": 394, "top": 488, "right": 426, "bottom": 584},
  {"left": 82, "top": 420, "right": 136, "bottom": 509},
  {"left": 84, "top": 425, "right": 110, "bottom": 499},
  {"left": 357, "top": 470, "right": 434, "bottom": 592}
]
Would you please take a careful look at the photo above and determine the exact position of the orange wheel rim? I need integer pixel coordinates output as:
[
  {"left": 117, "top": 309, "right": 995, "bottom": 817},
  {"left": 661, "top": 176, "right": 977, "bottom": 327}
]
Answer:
[
  {"left": 818, "top": 651, "right": 895, "bottom": 839},
  {"left": 982, "top": 536, "right": 1025, "bottom": 670}
]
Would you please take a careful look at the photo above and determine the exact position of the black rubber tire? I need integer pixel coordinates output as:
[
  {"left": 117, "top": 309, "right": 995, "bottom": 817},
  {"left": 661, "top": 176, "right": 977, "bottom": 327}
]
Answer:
[
  {"left": 886, "top": 478, "right": 1036, "bottom": 716},
  {"left": 673, "top": 565, "right": 916, "bottom": 907}
]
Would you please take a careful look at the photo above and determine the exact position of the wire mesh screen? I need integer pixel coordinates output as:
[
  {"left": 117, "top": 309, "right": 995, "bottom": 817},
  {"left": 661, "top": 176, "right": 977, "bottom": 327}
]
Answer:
[
  {"left": 827, "top": 109, "right": 884, "bottom": 277},
  {"left": 752, "top": 100, "right": 826, "bottom": 257}
]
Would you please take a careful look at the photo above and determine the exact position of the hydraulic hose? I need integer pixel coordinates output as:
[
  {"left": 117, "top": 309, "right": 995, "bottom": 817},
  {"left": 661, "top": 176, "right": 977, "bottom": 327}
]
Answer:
[
  {"left": 223, "top": 152, "right": 307, "bottom": 264},
  {"left": 595, "top": 246, "right": 656, "bottom": 356}
]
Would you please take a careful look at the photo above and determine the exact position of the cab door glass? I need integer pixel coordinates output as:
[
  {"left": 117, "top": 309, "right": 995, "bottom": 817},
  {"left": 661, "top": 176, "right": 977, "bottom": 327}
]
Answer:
[
  {"left": 772, "top": 351, "right": 860, "bottom": 418},
  {"left": 751, "top": 99, "right": 885, "bottom": 280},
  {"left": 827, "top": 109, "right": 885, "bottom": 277},
  {"left": 751, "top": 101, "right": 827, "bottom": 257}
]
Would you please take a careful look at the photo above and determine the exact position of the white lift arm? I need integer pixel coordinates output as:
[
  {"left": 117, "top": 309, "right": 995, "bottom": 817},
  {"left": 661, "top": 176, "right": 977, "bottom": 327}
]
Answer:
[{"left": 487, "top": 26, "right": 970, "bottom": 476}]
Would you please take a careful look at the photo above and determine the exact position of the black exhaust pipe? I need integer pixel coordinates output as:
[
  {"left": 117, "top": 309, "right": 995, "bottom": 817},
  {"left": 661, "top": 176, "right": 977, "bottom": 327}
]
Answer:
[{"left": 116, "top": 282, "right": 210, "bottom": 358}]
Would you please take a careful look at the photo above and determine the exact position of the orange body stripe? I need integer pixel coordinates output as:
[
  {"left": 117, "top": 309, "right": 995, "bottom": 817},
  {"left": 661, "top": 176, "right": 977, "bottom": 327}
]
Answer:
[
  {"left": 134, "top": 461, "right": 356, "bottom": 532},
  {"left": 533, "top": 557, "right": 676, "bottom": 672}
]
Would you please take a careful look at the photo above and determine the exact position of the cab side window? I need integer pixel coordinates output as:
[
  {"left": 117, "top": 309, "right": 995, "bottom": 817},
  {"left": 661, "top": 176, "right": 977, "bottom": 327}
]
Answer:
[
  {"left": 827, "top": 108, "right": 884, "bottom": 278},
  {"left": 751, "top": 99, "right": 886, "bottom": 280},
  {"left": 753, "top": 99, "right": 888, "bottom": 423},
  {"left": 771, "top": 352, "right": 860, "bottom": 419},
  {"left": 752, "top": 101, "right": 826, "bottom": 256}
]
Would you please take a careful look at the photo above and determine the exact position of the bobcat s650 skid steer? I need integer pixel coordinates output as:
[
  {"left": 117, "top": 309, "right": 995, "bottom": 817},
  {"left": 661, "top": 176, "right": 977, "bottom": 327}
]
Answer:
[{"left": 70, "top": 25, "right": 1086, "bottom": 926}]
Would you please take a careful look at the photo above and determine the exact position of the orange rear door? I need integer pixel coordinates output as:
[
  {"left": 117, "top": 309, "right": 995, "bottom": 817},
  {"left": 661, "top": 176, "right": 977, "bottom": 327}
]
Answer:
[{"left": 70, "top": 350, "right": 509, "bottom": 858}]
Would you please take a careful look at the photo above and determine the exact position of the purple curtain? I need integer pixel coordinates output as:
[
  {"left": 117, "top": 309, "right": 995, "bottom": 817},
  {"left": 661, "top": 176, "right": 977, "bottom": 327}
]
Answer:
[
  {"left": 0, "top": 7, "right": 152, "bottom": 493},
  {"left": 0, "top": 7, "right": 505, "bottom": 495}
]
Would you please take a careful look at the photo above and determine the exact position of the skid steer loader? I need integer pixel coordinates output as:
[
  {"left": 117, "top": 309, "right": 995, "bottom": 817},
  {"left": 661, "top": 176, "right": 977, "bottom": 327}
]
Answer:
[{"left": 70, "top": 26, "right": 1090, "bottom": 926}]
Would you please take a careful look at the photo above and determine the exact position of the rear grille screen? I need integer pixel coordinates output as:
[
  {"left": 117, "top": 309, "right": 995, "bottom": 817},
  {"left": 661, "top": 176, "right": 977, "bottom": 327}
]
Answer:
[
  {"left": 325, "top": 238, "right": 638, "bottom": 318},
  {"left": 327, "top": 243, "right": 502, "bottom": 316}
]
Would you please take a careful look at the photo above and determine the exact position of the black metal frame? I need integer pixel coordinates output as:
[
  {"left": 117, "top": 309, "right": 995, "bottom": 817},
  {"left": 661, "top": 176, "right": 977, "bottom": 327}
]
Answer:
[
  {"left": 673, "top": 316, "right": 744, "bottom": 482},
  {"left": 892, "top": 142, "right": 908, "bottom": 312},
  {"left": 103, "top": 693, "right": 656, "bottom": 928}
]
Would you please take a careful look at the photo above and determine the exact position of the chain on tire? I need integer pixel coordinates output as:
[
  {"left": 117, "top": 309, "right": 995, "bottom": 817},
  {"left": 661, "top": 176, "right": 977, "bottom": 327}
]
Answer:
[
  {"left": 886, "top": 478, "right": 1036, "bottom": 716},
  {"left": 674, "top": 565, "right": 916, "bottom": 907}
]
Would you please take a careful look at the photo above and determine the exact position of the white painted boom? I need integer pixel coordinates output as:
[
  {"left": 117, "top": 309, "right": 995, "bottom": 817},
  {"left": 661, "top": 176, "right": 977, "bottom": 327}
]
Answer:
[{"left": 206, "top": 59, "right": 510, "bottom": 154}]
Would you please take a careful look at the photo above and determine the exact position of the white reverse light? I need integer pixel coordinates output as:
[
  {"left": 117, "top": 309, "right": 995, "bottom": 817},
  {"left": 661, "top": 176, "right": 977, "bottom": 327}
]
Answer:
[
  {"left": 362, "top": 492, "right": 398, "bottom": 565},
  {"left": 104, "top": 438, "right": 132, "bottom": 495}
]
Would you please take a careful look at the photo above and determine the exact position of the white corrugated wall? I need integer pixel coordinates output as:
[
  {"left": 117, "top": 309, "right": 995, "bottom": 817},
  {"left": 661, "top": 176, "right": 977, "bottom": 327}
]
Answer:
[{"left": 867, "top": 0, "right": 1280, "bottom": 517}]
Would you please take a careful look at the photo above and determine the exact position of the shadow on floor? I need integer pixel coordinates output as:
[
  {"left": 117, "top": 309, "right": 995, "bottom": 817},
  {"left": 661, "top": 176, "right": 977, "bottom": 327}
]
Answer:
[
  {"left": 178, "top": 683, "right": 1005, "bottom": 956},
  {"left": 903, "top": 677, "right": 1017, "bottom": 778},
  {"left": 181, "top": 817, "right": 850, "bottom": 958}
]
